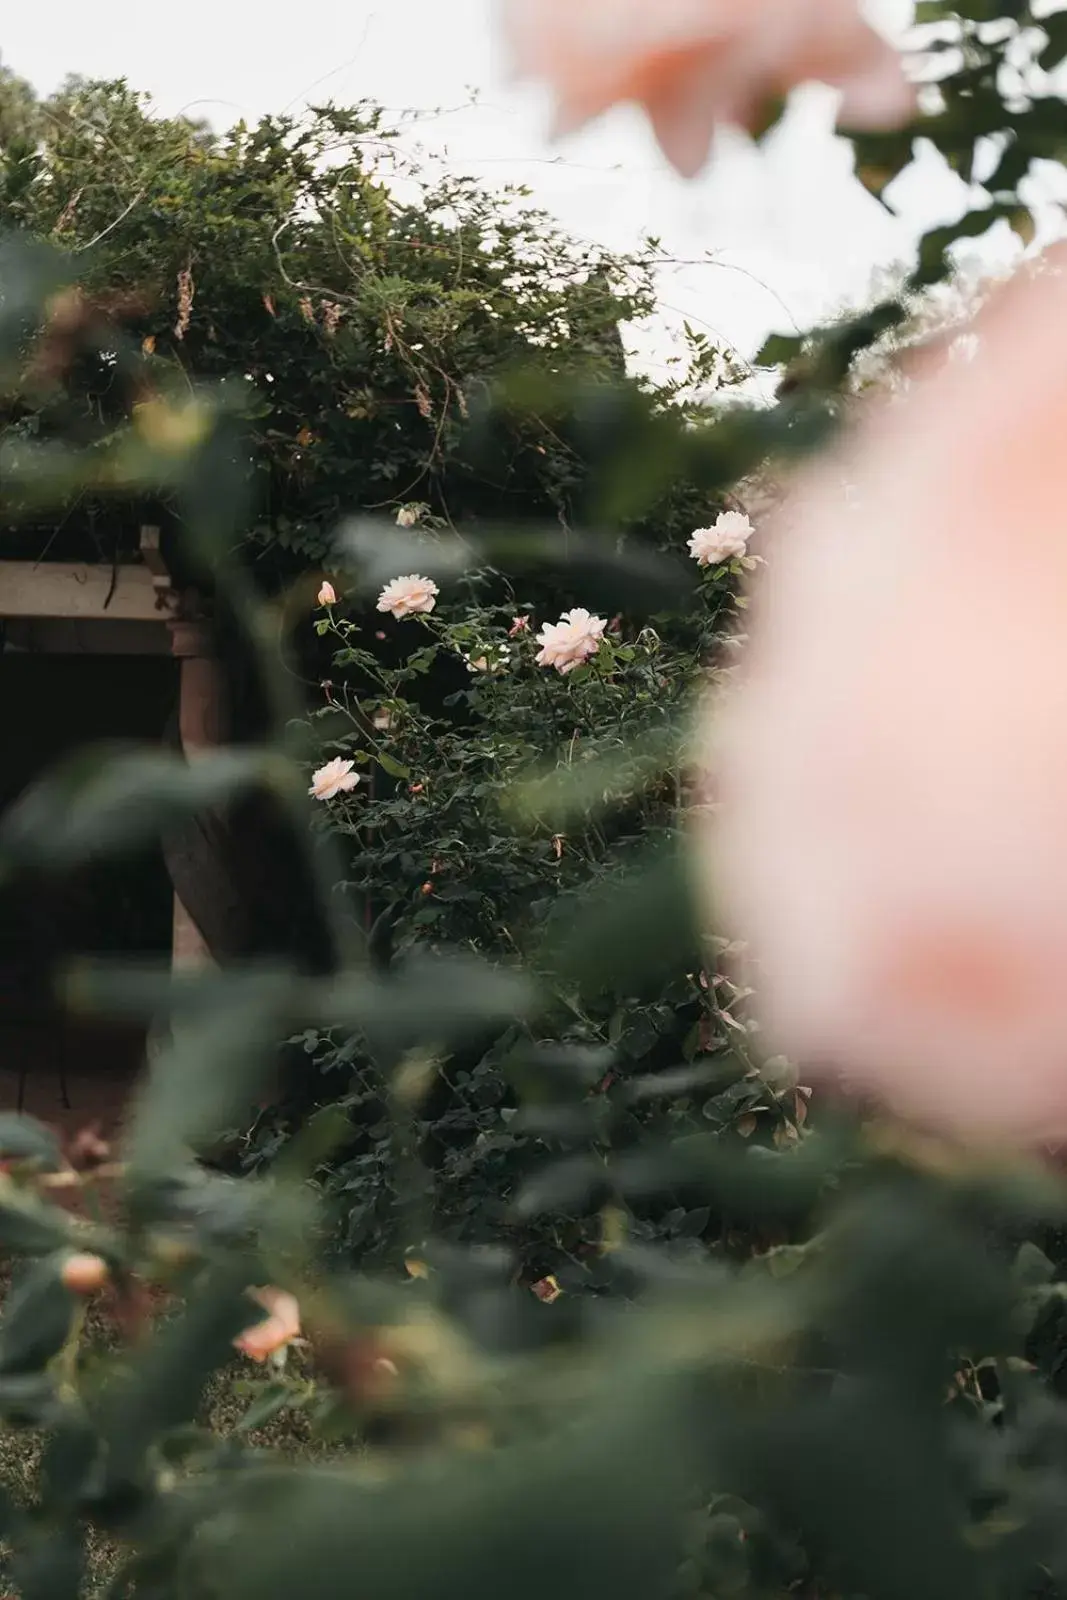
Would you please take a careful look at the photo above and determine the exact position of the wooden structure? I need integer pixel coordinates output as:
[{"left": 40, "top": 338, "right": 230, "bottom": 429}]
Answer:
[{"left": 0, "top": 530, "right": 221, "bottom": 970}]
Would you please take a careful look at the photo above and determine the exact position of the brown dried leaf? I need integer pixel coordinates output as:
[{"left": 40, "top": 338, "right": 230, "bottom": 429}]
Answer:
[{"left": 174, "top": 263, "right": 194, "bottom": 341}]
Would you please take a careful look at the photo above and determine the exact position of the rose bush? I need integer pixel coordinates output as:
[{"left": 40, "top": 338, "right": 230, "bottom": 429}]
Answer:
[{"left": 233, "top": 512, "right": 787, "bottom": 1273}]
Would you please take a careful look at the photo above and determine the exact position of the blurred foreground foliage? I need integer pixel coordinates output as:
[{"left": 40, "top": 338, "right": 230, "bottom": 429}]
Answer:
[{"left": 3, "top": 4, "right": 1067, "bottom": 1594}]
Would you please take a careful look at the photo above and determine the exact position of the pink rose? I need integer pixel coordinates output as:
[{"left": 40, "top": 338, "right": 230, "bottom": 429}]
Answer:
[
  {"left": 689, "top": 511, "right": 753, "bottom": 567},
  {"left": 376, "top": 574, "right": 439, "bottom": 619},
  {"left": 502, "top": 0, "right": 913, "bottom": 178},
  {"left": 536, "top": 608, "right": 607, "bottom": 674},
  {"left": 309, "top": 757, "right": 360, "bottom": 801},
  {"left": 61, "top": 1253, "right": 109, "bottom": 1295},
  {"left": 234, "top": 1286, "right": 302, "bottom": 1363},
  {"left": 701, "top": 245, "right": 1067, "bottom": 1143}
]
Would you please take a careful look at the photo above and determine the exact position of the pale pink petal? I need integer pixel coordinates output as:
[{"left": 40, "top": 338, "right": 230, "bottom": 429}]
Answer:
[
  {"left": 645, "top": 81, "right": 722, "bottom": 182},
  {"left": 701, "top": 246, "right": 1067, "bottom": 1143},
  {"left": 377, "top": 575, "right": 439, "bottom": 619},
  {"left": 309, "top": 757, "right": 360, "bottom": 801},
  {"left": 502, "top": 0, "right": 912, "bottom": 177},
  {"left": 535, "top": 608, "right": 607, "bottom": 673},
  {"left": 234, "top": 1287, "right": 301, "bottom": 1363},
  {"left": 836, "top": 58, "right": 920, "bottom": 131}
]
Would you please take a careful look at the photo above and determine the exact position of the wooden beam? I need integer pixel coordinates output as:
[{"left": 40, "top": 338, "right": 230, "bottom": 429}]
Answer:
[
  {"left": 2, "top": 618, "right": 170, "bottom": 654},
  {"left": 138, "top": 525, "right": 176, "bottom": 608},
  {"left": 0, "top": 561, "right": 169, "bottom": 623},
  {"left": 168, "top": 616, "right": 223, "bottom": 971}
]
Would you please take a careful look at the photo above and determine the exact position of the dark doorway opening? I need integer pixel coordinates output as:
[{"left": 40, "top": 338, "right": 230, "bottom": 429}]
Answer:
[{"left": 0, "top": 650, "right": 178, "bottom": 1139}]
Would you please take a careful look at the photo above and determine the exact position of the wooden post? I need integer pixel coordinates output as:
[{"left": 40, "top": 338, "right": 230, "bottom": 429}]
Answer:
[{"left": 167, "top": 610, "right": 224, "bottom": 968}]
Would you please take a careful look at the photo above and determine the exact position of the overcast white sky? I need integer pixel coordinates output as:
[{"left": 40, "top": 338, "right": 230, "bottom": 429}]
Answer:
[{"left": 0, "top": 0, "right": 1036, "bottom": 379}]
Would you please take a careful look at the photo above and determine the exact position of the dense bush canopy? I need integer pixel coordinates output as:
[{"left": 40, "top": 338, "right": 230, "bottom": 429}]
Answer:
[{"left": 0, "top": 69, "right": 733, "bottom": 573}]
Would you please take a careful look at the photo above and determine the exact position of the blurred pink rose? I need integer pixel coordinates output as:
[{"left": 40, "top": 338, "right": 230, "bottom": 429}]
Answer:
[
  {"left": 377, "top": 574, "right": 439, "bottom": 619},
  {"left": 317, "top": 580, "right": 337, "bottom": 607},
  {"left": 234, "top": 1286, "right": 301, "bottom": 1363},
  {"left": 701, "top": 247, "right": 1067, "bottom": 1143},
  {"left": 502, "top": 0, "right": 913, "bottom": 178},
  {"left": 536, "top": 608, "right": 607, "bottom": 674}
]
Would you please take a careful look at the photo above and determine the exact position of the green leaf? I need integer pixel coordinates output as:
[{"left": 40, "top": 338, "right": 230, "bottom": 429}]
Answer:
[
  {"left": 175, "top": 1379, "right": 691, "bottom": 1600},
  {"left": 755, "top": 332, "right": 803, "bottom": 369},
  {"left": 64, "top": 959, "right": 294, "bottom": 1025},
  {"left": 1013, "top": 1241, "right": 1055, "bottom": 1289},
  {"left": 95, "top": 1264, "right": 258, "bottom": 1494},
  {"left": 0, "top": 1372, "right": 61, "bottom": 1427},
  {"left": 0, "top": 1115, "right": 63, "bottom": 1170},
  {"left": 0, "top": 1179, "right": 76, "bottom": 1256},
  {"left": 177, "top": 407, "right": 258, "bottom": 562},
  {"left": 504, "top": 1043, "right": 614, "bottom": 1105},
  {"left": 539, "top": 837, "right": 700, "bottom": 998},
  {"left": 123, "top": 972, "right": 299, "bottom": 1180},
  {"left": 339, "top": 519, "right": 472, "bottom": 589},
  {"left": 513, "top": 1154, "right": 609, "bottom": 1219},
  {"left": 505, "top": 727, "right": 681, "bottom": 829},
  {"left": 376, "top": 752, "right": 412, "bottom": 780},
  {"left": 0, "top": 1482, "right": 24, "bottom": 1544},
  {"left": 317, "top": 953, "right": 535, "bottom": 1063},
  {"left": 39, "top": 1418, "right": 101, "bottom": 1512},
  {"left": 237, "top": 1383, "right": 297, "bottom": 1433},
  {"left": 0, "top": 232, "right": 71, "bottom": 370},
  {"left": 0, "top": 1255, "right": 79, "bottom": 1375},
  {"left": 623, "top": 1059, "right": 747, "bottom": 1105},
  {"left": 1, "top": 747, "right": 282, "bottom": 874},
  {"left": 9, "top": 1528, "right": 83, "bottom": 1600},
  {"left": 617, "top": 1132, "right": 839, "bottom": 1220}
]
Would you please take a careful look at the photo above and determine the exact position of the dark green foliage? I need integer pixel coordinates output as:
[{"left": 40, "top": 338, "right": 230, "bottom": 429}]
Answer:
[{"left": 0, "top": 77, "right": 727, "bottom": 579}]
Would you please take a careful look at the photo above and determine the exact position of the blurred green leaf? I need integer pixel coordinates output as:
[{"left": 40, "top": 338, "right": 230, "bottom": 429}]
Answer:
[
  {"left": 180, "top": 1378, "right": 692, "bottom": 1600},
  {"left": 505, "top": 726, "right": 682, "bottom": 829},
  {"left": 0, "top": 1179, "right": 76, "bottom": 1256},
  {"left": 95, "top": 1264, "right": 257, "bottom": 1494},
  {"left": 1, "top": 747, "right": 283, "bottom": 874},
  {"left": 513, "top": 1154, "right": 611, "bottom": 1220},
  {"left": 320, "top": 951, "right": 535, "bottom": 1062},
  {"left": 623, "top": 1057, "right": 748, "bottom": 1105},
  {"left": 124, "top": 972, "right": 299, "bottom": 1179},
  {"left": 618, "top": 1132, "right": 840, "bottom": 1221},
  {"left": 339, "top": 517, "right": 692, "bottom": 615},
  {"left": 0, "top": 1372, "right": 62, "bottom": 1427},
  {"left": 504, "top": 1042, "right": 615, "bottom": 1105},
  {"left": 540, "top": 838, "right": 700, "bottom": 998},
  {"left": 0, "top": 1115, "right": 63, "bottom": 1170},
  {"left": 727, "top": 1379, "right": 985, "bottom": 1600},
  {"left": 376, "top": 751, "right": 412, "bottom": 780},
  {"left": 237, "top": 1383, "right": 297, "bottom": 1434},
  {"left": 0, "top": 1255, "right": 79, "bottom": 1375},
  {"left": 9, "top": 1528, "right": 83, "bottom": 1600},
  {"left": 755, "top": 332, "right": 804, "bottom": 369},
  {"left": 1014, "top": 1241, "right": 1056, "bottom": 1290},
  {"left": 0, "top": 231, "right": 71, "bottom": 369}
]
